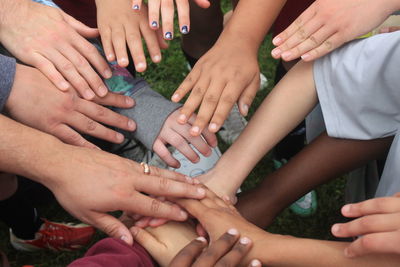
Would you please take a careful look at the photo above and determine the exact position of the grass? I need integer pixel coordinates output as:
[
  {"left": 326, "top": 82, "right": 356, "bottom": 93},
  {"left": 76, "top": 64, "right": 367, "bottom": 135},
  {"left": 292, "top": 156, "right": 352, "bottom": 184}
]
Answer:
[{"left": 0, "top": 6, "right": 347, "bottom": 266}]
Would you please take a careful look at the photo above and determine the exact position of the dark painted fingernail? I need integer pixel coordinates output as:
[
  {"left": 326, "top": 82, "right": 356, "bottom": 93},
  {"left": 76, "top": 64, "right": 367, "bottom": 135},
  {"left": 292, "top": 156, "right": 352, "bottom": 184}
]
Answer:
[
  {"left": 132, "top": 4, "right": 140, "bottom": 10},
  {"left": 165, "top": 32, "right": 173, "bottom": 40},
  {"left": 151, "top": 21, "right": 158, "bottom": 28},
  {"left": 181, "top": 25, "right": 189, "bottom": 34}
]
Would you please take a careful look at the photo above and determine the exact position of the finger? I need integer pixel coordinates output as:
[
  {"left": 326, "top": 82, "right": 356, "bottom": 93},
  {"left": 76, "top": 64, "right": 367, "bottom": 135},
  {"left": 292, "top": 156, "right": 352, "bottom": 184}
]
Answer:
[
  {"left": 134, "top": 216, "right": 152, "bottom": 228},
  {"left": 237, "top": 75, "right": 259, "bottom": 117},
  {"left": 188, "top": 115, "right": 217, "bottom": 147},
  {"left": 66, "top": 111, "right": 125, "bottom": 144},
  {"left": 134, "top": 174, "right": 206, "bottom": 199},
  {"left": 180, "top": 77, "right": 211, "bottom": 129},
  {"left": 99, "top": 26, "right": 116, "bottom": 62},
  {"left": 193, "top": 0, "right": 210, "bottom": 8},
  {"left": 216, "top": 236, "right": 252, "bottom": 267},
  {"left": 148, "top": 217, "right": 169, "bottom": 227},
  {"left": 132, "top": 0, "right": 142, "bottom": 11},
  {"left": 196, "top": 223, "right": 208, "bottom": 238},
  {"left": 130, "top": 226, "right": 161, "bottom": 252},
  {"left": 156, "top": 28, "right": 169, "bottom": 49},
  {"left": 176, "top": 0, "right": 190, "bottom": 34},
  {"left": 52, "top": 124, "right": 99, "bottom": 149},
  {"left": 161, "top": 0, "right": 174, "bottom": 40},
  {"left": 172, "top": 67, "right": 202, "bottom": 103},
  {"left": 59, "top": 42, "right": 109, "bottom": 97},
  {"left": 153, "top": 138, "right": 181, "bottom": 168},
  {"left": 176, "top": 117, "right": 212, "bottom": 156},
  {"left": 209, "top": 83, "right": 244, "bottom": 133},
  {"left": 341, "top": 197, "right": 400, "bottom": 218},
  {"left": 88, "top": 211, "right": 133, "bottom": 245},
  {"left": 170, "top": 237, "right": 207, "bottom": 266},
  {"left": 76, "top": 99, "right": 136, "bottom": 132},
  {"left": 272, "top": 4, "right": 316, "bottom": 47},
  {"left": 140, "top": 20, "right": 162, "bottom": 63},
  {"left": 61, "top": 11, "right": 99, "bottom": 38},
  {"left": 166, "top": 128, "right": 200, "bottom": 163},
  {"left": 298, "top": 32, "right": 341, "bottom": 62},
  {"left": 93, "top": 91, "right": 135, "bottom": 109},
  {"left": 69, "top": 31, "right": 112, "bottom": 80},
  {"left": 125, "top": 24, "right": 147, "bottom": 72},
  {"left": 248, "top": 259, "right": 262, "bottom": 267},
  {"left": 146, "top": 163, "right": 188, "bottom": 182},
  {"left": 148, "top": 0, "right": 161, "bottom": 30},
  {"left": 193, "top": 229, "right": 239, "bottom": 266},
  {"left": 380, "top": 26, "right": 400, "bottom": 33},
  {"left": 344, "top": 231, "right": 400, "bottom": 258},
  {"left": 111, "top": 26, "right": 129, "bottom": 67},
  {"left": 31, "top": 53, "right": 70, "bottom": 91},
  {"left": 175, "top": 198, "right": 209, "bottom": 219},
  {"left": 332, "top": 213, "right": 400, "bottom": 238}
]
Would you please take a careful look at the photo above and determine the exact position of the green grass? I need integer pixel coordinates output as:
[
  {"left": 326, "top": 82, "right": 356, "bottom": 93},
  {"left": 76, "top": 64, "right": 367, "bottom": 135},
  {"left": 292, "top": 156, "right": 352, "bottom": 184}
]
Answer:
[{"left": 0, "top": 11, "right": 346, "bottom": 267}]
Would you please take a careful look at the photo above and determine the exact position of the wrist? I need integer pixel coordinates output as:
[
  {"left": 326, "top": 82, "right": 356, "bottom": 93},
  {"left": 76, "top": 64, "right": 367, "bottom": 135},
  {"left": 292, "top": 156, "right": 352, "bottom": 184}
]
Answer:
[
  {"left": 216, "top": 27, "right": 260, "bottom": 54},
  {"left": 0, "top": 0, "right": 28, "bottom": 39}
]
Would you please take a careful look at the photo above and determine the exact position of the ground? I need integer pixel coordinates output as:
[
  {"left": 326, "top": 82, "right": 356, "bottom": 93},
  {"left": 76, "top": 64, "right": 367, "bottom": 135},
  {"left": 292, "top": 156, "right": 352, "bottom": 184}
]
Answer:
[{"left": 0, "top": 3, "right": 347, "bottom": 266}]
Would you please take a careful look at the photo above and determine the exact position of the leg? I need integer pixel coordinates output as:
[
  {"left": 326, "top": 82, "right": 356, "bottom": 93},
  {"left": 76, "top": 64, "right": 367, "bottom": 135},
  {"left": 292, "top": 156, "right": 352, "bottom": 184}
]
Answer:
[{"left": 237, "top": 132, "right": 393, "bottom": 228}]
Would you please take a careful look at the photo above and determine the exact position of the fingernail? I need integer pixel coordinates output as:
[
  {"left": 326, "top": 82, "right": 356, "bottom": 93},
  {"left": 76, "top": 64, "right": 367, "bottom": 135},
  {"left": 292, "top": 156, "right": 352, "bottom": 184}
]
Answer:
[
  {"left": 197, "top": 187, "right": 206, "bottom": 196},
  {"left": 104, "top": 69, "right": 113, "bottom": 79},
  {"left": 125, "top": 96, "right": 134, "bottom": 106},
  {"left": 116, "top": 133, "right": 124, "bottom": 142},
  {"left": 228, "top": 228, "right": 239, "bottom": 236},
  {"left": 191, "top": 126, "right": 200, "bottom": 134},
  {"left": 344, "top": 248, "right": 354, "bottom": 258},
  {"left": 342, "top": 204, "right": 351, "bottom": 214},
  {"left": 132, "top": 4, "right": 140, "bottom": 10},
  {"left": 120, "top": 235, "right": 129, "bottom": 242},
  {"left": 196, "top": 236, "right": 207, "bottom": 243},
  {"left": 178, "top": 114, "right": 187, "bottom": 122},
  {"left": 281, "top": 51, "right": 292, "bottom": 59},
  {"left": 209, "top": 123, "right": 218, "bottom": 132},
  {"left": 172, "top": 93, "right": 180, "bottom": 101},
  {"left": 273, "top": 36, "right": 282, "bottom": 45},
  {"left": 165, "top": 32, "right": 173, "bottom": 40},
  {"left": 153, "top": 54, "right": 161, "bottom": 63},
  {"left": 151, "top": 21, "right": 158, "bottom": 28},
  {"left": 331, "top": 224, "right": 340, "bottom": 234},
  {"left": 60, "top": 81, "right": 70, "bottom": 90},
  {"left": 85, "top": 89, "right": 95, "bottom": 99},
  {"left": 98, "top": 85, "right": 108, "bottom": 96},
  {"left": 136, "top": 62, "right": 146, "bottom": 71},
  {"left": 301, "top": 53, "right": 310, "bottom": 61},
  {"left": 240, "top": 237, "right": 251, "bottom": 245},
  {"left": 180, "top": 210, "right": 188, "bottom": 219},
  {"left": 181, "top": 25, "right": 189, "bottom": 34},
  {"left": 271, "top": 48, "right": 281, "bottom": 57},
  {"left": 242, "top": 104, "right": 249, "bottom": 116},
  {"left": 119, "top": 58, "right": 128, "bottom": 66},
  {"left": 251, "top": 259, "right": 262, "bottom": 267},
  {"left": 128, "top": 120, "right": 135, "bottom": 130},
  {"left": 107, "top": 54, "right": 114, "bottom": 61}
]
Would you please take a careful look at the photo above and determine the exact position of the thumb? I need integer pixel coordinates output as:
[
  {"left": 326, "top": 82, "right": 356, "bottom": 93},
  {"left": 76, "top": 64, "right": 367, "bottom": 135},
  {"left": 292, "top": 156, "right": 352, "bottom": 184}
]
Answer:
[
  {"left": 194, "top": 0, "right": 210, "bottom": 8},
  {"left": 130, "top": 226, "right": 162, "bottom": 253},
  {"left": 61, "top": 11, "right": 99, "bottom": 38},
  {"left": 90, "top": 212, "right": 134, "bottom": 245}
]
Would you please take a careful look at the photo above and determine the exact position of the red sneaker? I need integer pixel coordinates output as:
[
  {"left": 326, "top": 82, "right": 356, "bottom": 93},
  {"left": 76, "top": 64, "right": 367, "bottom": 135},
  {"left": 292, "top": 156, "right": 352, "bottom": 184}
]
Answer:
[{"left": 10, "top": 219, "right": 95, "bottom": 251}]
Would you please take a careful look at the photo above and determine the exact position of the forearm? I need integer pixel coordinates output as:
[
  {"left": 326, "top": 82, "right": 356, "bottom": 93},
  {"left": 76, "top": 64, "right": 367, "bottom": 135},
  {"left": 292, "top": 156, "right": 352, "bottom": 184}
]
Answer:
[
  {"left": 218, "top": 0, "right": 286, "bottom": 51},
  {"left": 214, "top": 61, "right": 318, "bottom": 194}
]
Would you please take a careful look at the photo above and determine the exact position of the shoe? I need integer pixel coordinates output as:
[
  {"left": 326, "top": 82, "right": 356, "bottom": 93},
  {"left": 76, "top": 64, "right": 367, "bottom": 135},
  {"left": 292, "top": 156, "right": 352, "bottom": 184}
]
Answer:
[
  {"left": 10, "top": 219, "right": 95, "bottom": 252},
  {"left": 273, "top": 159, "right": 318, "bottom": 217},
  {"left": 219, "top": 104, "right": 248, "bottom": 145}
]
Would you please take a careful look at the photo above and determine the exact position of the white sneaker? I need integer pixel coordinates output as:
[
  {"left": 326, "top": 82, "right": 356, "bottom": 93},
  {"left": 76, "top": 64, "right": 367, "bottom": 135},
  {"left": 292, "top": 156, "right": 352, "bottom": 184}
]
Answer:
[{"left": 219, "top": 104, "right": 248, "bottom": 145}]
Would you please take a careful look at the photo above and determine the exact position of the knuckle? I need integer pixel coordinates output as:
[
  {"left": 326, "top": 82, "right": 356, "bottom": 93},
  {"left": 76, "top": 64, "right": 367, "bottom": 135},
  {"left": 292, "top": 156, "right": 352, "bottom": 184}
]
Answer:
[
  {"left": 297, "top": 28, "right": 307, "bottom": 40},
  {"left": 85, "top": 44, "right": 99, "bottom": 56},
  {"left": 61, "top": 61, "right": 75, "bottom": 72},
  {"left": 204, "top": 93, "right": 219, "bottom": 104},
  {"left": 150, "top": 199, "right": 161, "bottom": 213},
  {"left": 216, "top": 258, "right": 234, "bottom": 267},
  {"left": 86, "top": 119, "right": 97, "bottom": 132},
  {"left": 324, "top": 40, "right": 334, "bottom": 51},
  {"left": 221, "top": 95, "right": 236, "bottom": 105},
  {"left": 192, "top": 86, "right": 205, "bottom": 97},
  {"left": 309, "top": 35, "right": 318, "bottom": 45},
  {"left": 158, "top": 177, "right": 170, "bottom": 191},
  {"left": 95, "top": 105, "right": 107, "bottom": 117}
]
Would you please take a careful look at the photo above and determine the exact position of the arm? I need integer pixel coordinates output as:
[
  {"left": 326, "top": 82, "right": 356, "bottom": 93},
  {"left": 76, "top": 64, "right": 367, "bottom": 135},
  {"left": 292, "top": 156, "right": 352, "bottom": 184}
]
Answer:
[
  {"left": 172, "top": 0, "right": 287, "bottom": 136},
  {"left": 200, "top": 60, "right": 318, "bottom": 197}
]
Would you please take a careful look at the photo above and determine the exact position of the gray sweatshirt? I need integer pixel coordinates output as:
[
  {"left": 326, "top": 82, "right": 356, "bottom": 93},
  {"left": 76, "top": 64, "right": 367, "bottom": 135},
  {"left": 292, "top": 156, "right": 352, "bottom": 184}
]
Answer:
[{"left": 0, "top": 54, "right": 16, "bottom": 112}]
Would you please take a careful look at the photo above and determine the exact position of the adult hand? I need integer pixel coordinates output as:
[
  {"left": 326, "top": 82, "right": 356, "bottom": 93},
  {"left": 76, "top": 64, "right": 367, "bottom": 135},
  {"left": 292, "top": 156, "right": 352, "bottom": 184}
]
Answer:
[
  {"left": 172, "top": 37, "right": 260, "bottom": 136},
  {"left": 271, "top": 0, "right": 396, "bottom": 62},
  {"left": 5, "top": 64, "right": 136, "bottom": 148},
  {"left": 44, "top": 146, "right": 206, "bottom": 245},
  {"left": 96, "top": 0, "right": 168, "bottom": 71},
  {"left": 331, "top": 193, "right": 400, "bottom": 257},
  {"left": 131, "top": 0, "right": 210, "bottom": 39},
  {"left": 0, "top": 0, "right": 112, "bottom": 99},
  {"left": 153, "top": 109, "right": 218, "bottom": 168}
]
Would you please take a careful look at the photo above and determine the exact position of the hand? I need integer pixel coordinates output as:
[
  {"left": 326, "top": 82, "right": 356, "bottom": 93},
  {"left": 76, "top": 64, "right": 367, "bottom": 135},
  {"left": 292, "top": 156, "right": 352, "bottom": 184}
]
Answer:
[
  {"left": 0, "top": 0, "right": 112, "bottom": 99},
  {"left": 153, "top": 110, "right": 218, "bottom": 168},
  {"left": 172, "top": 38, "right": 260, "bottom": 136},
  {"left": 131, "top": 0, "right": 210, "bottom": 39},
  {"left": 271, "top": 0, "right": 396, "bottom": 62},
  {"left": 5, "top": 64, "right": 136, "bottom": 148},
  {"left": 331, "top": 193, "right": 400, "bottom": 257},
  {"left": 44, "top": 147, "right": 207, "bottom": 245},
  {"left": 96, "top": 0, "right": 168, "bottom": 71},
  {"left": 196, "top": 169, "right": 238, "bottom": 204}
]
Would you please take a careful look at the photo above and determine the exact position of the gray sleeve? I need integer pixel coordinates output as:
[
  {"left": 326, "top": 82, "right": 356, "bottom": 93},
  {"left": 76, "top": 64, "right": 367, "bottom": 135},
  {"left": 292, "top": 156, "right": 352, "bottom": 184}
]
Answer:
[
  {"left": 0, "top": 54, "right": 16, "bottom": 112},
  {"left": 115, "top": 80, "right": 182, "bottom": 150}
]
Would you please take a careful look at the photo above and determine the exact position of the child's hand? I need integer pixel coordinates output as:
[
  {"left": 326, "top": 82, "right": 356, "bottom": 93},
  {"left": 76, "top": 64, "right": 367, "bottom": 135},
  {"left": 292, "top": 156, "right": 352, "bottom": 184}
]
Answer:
[
  {"left": 96, "top": 0, "right": 168, "bottom": 71},
  {"left": 331, "top": 193, "right": 400, "bottom": 257},
  {"left": 172, "top": 37, "right": 260, "bottom": 136},
  {"left": 153, "top": 110, "right": 218, "bottom": 168},
  {"left": 131, "top": 0, "right": 210, "bottom": 39}
]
